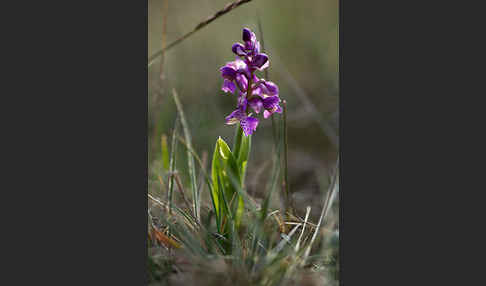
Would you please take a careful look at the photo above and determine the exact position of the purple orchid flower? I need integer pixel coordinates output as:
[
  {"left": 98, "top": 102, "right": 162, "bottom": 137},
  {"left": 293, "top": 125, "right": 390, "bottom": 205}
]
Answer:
[
  {"left": 220, "top": 58, "right": 250, "bottom": 93},
  {"left": 231, "top": 28, "right": 270, "bottom": 72},
  {"left": 225, "top": 98, "right": 259, "bottom": 136},
  {"left": 249, "top": 77, "right": 282, "bottom": 117},
  {"left": 262, "top": 95, "right": 282, "bottom": 118},
  {"left": 235, "top": 77, "right": 279, "bottom": 114},
  {"left": 219, "top": 28, "right": 282, "bottom": 136}
]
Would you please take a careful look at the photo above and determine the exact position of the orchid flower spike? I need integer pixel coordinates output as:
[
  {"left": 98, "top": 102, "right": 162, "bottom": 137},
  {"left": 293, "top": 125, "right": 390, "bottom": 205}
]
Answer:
[{"left": 219, "top": 28, "right": 282, "bottom": 136}]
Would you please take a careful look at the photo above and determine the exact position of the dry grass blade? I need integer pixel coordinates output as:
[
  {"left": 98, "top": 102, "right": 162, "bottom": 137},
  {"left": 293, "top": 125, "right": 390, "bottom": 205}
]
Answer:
[
  {"left": 196, "top": 151, "right": 208, "bottom": 219},
  {"left": 152, "top": 226, "right": 182, "bottom": 249},
  {"left": 295, "top": 206, "right": 311, "bottom": 251},
  {"left": 274, "top": 224, "right": 300, "bottom": 253},
  {"left": 302, "top": 157, "right": 339, "bottom": 264},
  {"left": 174, "top": 173, "right": 196, "bottom": 220},
  {"left": 270, "top": 211, "right": 287, "bottom": 234},
  {"left": 148, "top": 193, "right": 197, "bottom": 233},
  {"left": 157, "top": 174, "right": 166, "bottom": 196},
  {"left": 148, "top": 0, "right": 254, "bottom": 67}
]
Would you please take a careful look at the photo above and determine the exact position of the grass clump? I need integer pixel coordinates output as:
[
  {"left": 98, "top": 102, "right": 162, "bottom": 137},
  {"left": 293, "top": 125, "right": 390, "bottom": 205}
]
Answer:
[{"left": 147, "top": 90, "right": 339, "bottom": 286}]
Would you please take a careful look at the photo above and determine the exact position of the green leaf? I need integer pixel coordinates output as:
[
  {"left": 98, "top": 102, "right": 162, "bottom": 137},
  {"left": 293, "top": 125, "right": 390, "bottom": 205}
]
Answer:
[
  {"left": 233, "top": 123, "right": 243, "bottom": 158},
  {"left": 218, "top": 137, "right": 239, "bottom": 180},
  {"left": 211, "top": 137, "right": 245, "bottom": 233},
  {"left": 236, "top": 133, "right": 251, "bottom": 183},
  {"left": 211, "top": 138, "right": 223, "bottom": 218}
]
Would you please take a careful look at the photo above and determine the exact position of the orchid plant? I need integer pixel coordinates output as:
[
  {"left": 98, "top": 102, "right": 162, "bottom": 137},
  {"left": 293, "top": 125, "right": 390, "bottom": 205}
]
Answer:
[
  {"left": 150, "top": 26, "right": 339, "bottom": 284},
  {"left": 209, "top": 28, "right": 281, "bottom": 245}
]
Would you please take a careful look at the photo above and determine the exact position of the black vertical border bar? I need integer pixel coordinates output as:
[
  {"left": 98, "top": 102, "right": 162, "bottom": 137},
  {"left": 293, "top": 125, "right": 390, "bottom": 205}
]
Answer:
[
  {"left": 144, "top": 0, "right": 149, "bottom": 284},
  {"left": 11, "top": 0, "right": 149, "bottom": 284}
]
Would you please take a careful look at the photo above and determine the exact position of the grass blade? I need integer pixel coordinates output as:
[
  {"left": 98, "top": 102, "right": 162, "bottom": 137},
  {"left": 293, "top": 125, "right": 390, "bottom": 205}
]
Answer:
[
  {"left": 161, "top": 134, "right": 169, "bottom": 170},
  {"left": 172, "top": 88, "right": 199, "bottom": 223},
  {"left": 196, "top": 150, "right": 208, "bottom": 226},
  {"left": 282, "top": 100, "right": 292, "bottom": 216},
  {"left": 295, "top": 206, "right": 311, "bottom": 252},
  {"left": 176, "top": 135, "right": 220, "bottom": 233},
  {"left": 168, "top": 116, "right": 179, "bottom": 215}
]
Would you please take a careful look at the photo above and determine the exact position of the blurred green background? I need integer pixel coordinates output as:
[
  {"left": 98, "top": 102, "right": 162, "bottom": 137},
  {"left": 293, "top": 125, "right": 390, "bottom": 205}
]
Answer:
[{"left": 148, "top": 0, "right": 338, "bottom": 220}]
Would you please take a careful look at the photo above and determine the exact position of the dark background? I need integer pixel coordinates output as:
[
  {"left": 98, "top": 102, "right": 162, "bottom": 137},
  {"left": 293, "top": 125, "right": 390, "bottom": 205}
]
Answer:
[{"left": 14, "top": 0, "right": 458, "bottom": 284}]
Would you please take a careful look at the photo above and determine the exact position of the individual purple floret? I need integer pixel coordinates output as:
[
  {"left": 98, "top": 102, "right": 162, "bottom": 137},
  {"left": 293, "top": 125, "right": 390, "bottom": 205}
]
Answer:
[
  {"left": 220, "top": 59, "right": 249, "bottom": 93},
  {"left": 225, "top": 99, "right": 259, "bottom": 136},
  {"left": 231, "top": 28, "right": 269, "bottom": 71},
  {"left": 220, "top": 28, "right": 282, "bottom": 136}
]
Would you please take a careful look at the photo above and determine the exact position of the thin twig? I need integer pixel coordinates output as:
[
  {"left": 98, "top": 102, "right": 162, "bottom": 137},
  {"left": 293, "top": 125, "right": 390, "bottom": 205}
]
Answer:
[{"left": 148, "top": 0, "right": 254, "bottom": 67}]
